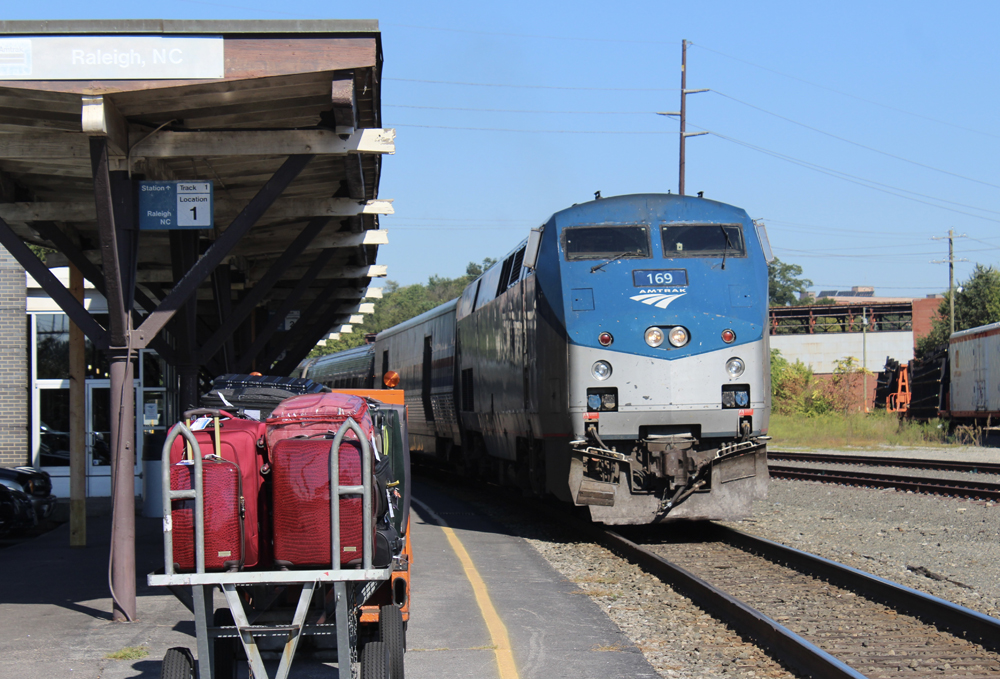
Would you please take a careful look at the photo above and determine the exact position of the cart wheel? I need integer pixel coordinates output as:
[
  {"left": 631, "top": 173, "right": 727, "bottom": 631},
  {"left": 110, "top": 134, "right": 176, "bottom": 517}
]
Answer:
[
  {"left": 379, "top": 604, "right": 405, "bottom": 679},
  {"left": 214, "top": 608, "right": 240, "bottom": 679},
  {"left": 361, "top": 640, "right": 390, "bottom": 679},
  {"left": 161, "top": 647, "right": 195, "bottom": 679}
]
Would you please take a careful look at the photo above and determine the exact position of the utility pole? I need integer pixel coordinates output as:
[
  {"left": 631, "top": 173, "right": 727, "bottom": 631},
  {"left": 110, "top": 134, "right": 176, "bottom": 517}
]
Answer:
[
  {"left": 931, "top": 229, "right": 968, "bottom": 337},
  {"left": 657, "top": 40, "right": 708, "bottom": 195}
]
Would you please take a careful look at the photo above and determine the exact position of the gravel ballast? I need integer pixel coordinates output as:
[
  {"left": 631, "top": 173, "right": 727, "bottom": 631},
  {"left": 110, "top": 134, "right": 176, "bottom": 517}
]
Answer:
[{"left": 427, "top": 445, "right": 1000, "bottom": 678}]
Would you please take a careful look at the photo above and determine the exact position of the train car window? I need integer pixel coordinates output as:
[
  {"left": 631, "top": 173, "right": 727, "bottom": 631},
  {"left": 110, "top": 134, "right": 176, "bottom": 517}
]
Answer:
[
  {"left": 496, "top": 257, "right": 514, "bottom": 297},
  {"left": 563, "top": 225, "right": 651, "bottom": 260},
  {"left": 422, "top": 336, "right": 434, "bottom": 421},
  {"left": 660, "top": 223, "right": 746, "bottom": 258},
  {"left": 457, "top": 279, "right": 480, "bottom": 320},
  {"left": 474, "top": 265, "right": 504, "bottom": 311},
  {"left": 507, "top": 247, "right": 526, "bottom": 287}
]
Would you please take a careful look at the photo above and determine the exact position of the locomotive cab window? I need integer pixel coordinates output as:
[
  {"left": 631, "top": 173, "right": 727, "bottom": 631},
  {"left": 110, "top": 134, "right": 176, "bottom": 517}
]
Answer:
[
  {"left": 563, "top": 225, "right": 651, "bottom": 261},
  {"left": 661, "top": 223, "right": 746, "bottom": 258}
]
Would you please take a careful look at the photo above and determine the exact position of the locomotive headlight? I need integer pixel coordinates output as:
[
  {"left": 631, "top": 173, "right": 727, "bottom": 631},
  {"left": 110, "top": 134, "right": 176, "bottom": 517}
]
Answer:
[
  {"left": 668, "top": 326, "right": 689, "bottom": 347},
  {"left": 726, "top": 357, "right": 746, "bottom": 378},
  {"left": 592, "top": 360, "right": 612, "bottom": 380},
  {"left": 644, "top": 327, "right": 664, "bottom": 347}
]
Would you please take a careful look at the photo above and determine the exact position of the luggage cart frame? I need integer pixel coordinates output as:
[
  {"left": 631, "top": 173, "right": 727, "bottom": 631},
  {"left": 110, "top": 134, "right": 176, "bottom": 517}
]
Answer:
[{"left": 149, "top": 418, "right": 391, "bottom": 679}]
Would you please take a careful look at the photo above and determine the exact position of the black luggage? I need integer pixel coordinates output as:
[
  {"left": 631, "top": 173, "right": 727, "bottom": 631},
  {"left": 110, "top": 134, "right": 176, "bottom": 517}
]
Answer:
[{"left": 201, "top": 374, "right": 328, "bottom": 420}]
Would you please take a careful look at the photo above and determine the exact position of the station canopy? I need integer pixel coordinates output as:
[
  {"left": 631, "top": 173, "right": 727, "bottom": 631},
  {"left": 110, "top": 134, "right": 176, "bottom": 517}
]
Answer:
[{"left": 0, "top": 20, "right": 392, "bottom": 382}]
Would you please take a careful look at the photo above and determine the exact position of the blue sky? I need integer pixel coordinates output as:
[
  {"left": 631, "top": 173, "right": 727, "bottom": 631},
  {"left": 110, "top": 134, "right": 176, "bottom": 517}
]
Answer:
[{"left": 9, "top": 2, "right": 1000, "bottom": 298}]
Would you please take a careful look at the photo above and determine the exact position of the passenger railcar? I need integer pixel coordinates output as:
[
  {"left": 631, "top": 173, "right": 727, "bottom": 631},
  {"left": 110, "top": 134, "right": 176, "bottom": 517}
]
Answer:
[{"left": 303, "top": 194, "right": 773, "bottom": 524}]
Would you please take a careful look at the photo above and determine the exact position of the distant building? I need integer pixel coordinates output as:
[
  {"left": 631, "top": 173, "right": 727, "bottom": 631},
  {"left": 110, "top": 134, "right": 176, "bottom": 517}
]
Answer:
[{"left": 772, "top": 289, "right": 945, "bottom": 409}]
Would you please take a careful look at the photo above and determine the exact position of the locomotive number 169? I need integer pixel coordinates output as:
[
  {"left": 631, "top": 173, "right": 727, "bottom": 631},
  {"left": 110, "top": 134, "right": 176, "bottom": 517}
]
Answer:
[{"left": 632, "top": 269, "right": 688, "bottom": 287}]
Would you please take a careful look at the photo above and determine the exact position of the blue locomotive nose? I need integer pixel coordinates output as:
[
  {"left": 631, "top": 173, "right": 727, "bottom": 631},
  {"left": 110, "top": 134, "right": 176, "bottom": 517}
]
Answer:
[{"left": 302, "top": 192, "right": 772, "bottom": 525}]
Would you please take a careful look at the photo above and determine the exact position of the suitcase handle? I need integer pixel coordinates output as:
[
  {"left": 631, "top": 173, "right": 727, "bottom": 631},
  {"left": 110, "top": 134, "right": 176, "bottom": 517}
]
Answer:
[
  {"left": 329, "top": 417, "right": 375, "bottom": 571},
  {"left": 183, "top": 408, "right": 237, "bottom": 421},
  {"left": 161, "top": 423, "right": 206, "bottom": 576}
]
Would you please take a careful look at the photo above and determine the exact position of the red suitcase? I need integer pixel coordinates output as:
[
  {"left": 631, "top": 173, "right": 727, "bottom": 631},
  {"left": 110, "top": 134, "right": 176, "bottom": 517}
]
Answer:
[
  {"left": 270, "top": 437, "right": 374, "bottom": 567},
  {"left": 170, "top": 458, "right": 244, "bottom": 571},
  {"left": 168, "top": 410, "right": 267, "bottom": 570},
  {"left": 266, "top": 392, "right": 374, "bottom": 450}
]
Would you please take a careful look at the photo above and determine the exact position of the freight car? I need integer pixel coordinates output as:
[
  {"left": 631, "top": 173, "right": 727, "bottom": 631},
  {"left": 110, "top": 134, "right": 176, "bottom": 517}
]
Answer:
[
  {"left": 878, "top": 320, "right": 1000, "bottom": 426},
  {"left": 300, "top": 193, "right": 773, "bottom": 524}
]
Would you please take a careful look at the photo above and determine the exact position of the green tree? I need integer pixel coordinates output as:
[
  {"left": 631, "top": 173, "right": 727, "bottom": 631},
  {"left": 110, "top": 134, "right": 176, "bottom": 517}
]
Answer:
[
  {"left": 916, "top": 264, "right": 1000, "bottom": 356},
  {"left": 768, "top": 258, "right": 812, "bottom": 307},
  {"left": 308, "top": 258, "right": 497, "bottom": 357}
]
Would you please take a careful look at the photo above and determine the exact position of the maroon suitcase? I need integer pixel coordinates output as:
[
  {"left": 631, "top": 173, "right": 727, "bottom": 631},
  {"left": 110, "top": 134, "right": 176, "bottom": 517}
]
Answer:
[
  {"left": 266, "top": 392, "right": 374, "bottom": 450},
  {"left": 270, "top": 437, "right": 374, "bottom": 567},
  {"left": 170, "top": 458, "right": 244, "bottom": 571},
  {"left": 168, "top": 411, "right": 267, "bottom": 570}
]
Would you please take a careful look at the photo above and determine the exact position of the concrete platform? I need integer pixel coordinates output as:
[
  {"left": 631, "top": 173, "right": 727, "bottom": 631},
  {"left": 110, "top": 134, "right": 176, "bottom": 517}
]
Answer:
[
  {"left": 0, "top": 483, "right": 657, "bottom": 678},
  {"left": 406, "top": 481, "right": 657, "bottom": 679}
]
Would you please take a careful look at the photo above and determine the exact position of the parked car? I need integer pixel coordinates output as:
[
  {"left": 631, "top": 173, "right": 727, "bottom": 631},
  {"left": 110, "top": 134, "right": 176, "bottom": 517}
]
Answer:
[
  {"left": 0, "top": 467, "right": 57, "bottom": 522},
  {"left": 0, "top": 484, "right": 36, "bottom": 537}
]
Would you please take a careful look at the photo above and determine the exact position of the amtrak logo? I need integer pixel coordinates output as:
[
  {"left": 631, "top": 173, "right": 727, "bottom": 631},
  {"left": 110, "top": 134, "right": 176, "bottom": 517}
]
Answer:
[{"left": 630, "top": 288, "right": 687, "bottom": 309}]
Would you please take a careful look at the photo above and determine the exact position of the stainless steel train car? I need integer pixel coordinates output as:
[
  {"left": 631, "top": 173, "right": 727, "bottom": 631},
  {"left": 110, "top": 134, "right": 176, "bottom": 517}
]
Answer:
[
  {"left": 298, "top": 343, "right": 375, "bottom": 390},
  {"left": 302, "top": 193, "right": 773, "bottom": 524}
]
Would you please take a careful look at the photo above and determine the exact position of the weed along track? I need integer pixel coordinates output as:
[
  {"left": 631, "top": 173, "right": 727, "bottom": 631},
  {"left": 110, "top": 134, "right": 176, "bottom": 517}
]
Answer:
[{"left": 600, "top": 524, "right": 1000, "bottom": 679}]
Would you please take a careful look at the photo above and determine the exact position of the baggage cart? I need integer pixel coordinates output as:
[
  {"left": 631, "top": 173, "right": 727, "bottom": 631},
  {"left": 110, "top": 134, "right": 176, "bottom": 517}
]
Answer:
[{"left": 149, "top": 416, "right": 403, "bottom": 679}]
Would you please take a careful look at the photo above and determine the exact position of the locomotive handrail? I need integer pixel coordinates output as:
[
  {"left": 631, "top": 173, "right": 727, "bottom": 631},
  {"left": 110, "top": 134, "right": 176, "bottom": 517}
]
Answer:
[
  {"left": 161, "top": 423, "right": 206, "bottom": 576},
  {"left": 329, "top": 417, "right": 375, "bottom": 571}
]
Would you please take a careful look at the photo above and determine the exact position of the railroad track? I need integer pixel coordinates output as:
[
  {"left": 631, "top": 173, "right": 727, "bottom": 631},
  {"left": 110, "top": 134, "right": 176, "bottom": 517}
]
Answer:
[
  {"left": 767, "top": 465, "right": 1000, "bottom": 500},
  {"left": 598, "top": 524, "right": 1000, "bottom": 679},
  {"left": 768, "top": 451, "right": 1000, "bottom": 475},
  {"left": 766, "top": 452, "right": 1000, "bottom": 500}
]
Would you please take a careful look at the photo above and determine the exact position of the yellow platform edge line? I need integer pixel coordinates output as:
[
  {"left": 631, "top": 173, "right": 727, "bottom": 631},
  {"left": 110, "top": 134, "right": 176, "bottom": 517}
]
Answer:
[{"left": 411, "top": 498, "right": 520, "bottom": 679}]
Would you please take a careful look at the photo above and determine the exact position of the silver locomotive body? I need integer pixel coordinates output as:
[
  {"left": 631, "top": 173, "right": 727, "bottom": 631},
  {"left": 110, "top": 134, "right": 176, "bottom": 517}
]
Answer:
[{"left": 315, "top": 194, "right": 772, "bottom": 524}]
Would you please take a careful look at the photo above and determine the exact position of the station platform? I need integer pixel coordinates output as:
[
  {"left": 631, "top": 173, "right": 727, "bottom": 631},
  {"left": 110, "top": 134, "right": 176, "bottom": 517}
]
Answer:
[
  {"left": 406, "top": 481, "right": 657, "bottom": 679},
  {"left": 0, "top": 484, "right": 657, "bottom": 679}
]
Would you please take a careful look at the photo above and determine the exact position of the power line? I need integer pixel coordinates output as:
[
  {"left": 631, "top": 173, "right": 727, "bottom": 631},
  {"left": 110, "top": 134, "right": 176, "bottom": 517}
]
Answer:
[
  {"left": 691, "top": 42, "right": 1000, "bottom": 140},
  {"left": 392, "top": 123, "right": 677, "bottom": 134},
  {"left": 386, "top": 216, "right": 533, "bottom": 223},
  {"left": 774, "top": 247, "right": 947, "bottom": 259},
  {"left": 809, "top": 284, "right": 946, "bottom": 290},
  {"left": 383, "top": 22, "right": 669, "bottom": 45},
  {"left": 385, "top": 104, "right": 653, "bottom": 115},
  {"left": 385, "top": 77, "right": 677, "bottom": 92},
  {"left": 712, "top": 91, "right": 1000, "bottom": 191},
  {"left": 764, "top": 220, "right": 938, "bottom": 239},
  {"left": 705, "top": 128, "right": 1000, "bottom": 223}
]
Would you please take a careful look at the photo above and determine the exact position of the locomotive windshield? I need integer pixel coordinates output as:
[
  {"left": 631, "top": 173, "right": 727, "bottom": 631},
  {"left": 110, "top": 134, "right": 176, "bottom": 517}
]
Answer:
[
  {"left": 563, "top": 225, "right": 650, "bottom": 260},
  {"left": 661, "top": 223, "right": 746, "bottom": 258}
]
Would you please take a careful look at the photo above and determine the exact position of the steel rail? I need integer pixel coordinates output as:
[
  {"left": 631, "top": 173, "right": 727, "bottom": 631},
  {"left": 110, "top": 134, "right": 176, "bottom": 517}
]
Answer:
[
  {"left": 594, "top": 524, "right": 1000, "bottom": 679},
  {"left": 592, "top": 526, "right": 867, "bottom": 679},
  {"left": 717, "top": 525, "right": 1000, "bottom": 655},
  {"left": 768, "top": 450, "right": 1000, "bottom": 475},
  {"left": 768, "top": 464, "right": 1000, "bottom": 500}
]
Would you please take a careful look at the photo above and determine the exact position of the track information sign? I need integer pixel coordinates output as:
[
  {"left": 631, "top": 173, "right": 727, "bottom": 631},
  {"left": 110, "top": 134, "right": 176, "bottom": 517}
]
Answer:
[{"left": 138, "top": 181, "right": 214, "bottom": 231}]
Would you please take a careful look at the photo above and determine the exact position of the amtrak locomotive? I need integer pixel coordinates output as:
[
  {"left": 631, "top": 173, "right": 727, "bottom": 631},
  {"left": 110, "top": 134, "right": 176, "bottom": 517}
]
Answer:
[{"left": 298, "top": 193, "right": 772, "bottom": 524}]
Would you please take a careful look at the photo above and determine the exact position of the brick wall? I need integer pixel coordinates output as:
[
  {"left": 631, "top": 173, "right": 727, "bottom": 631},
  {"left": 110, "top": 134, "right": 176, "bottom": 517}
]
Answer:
[
  {"left": 912, "top": 297, "right": 943, "bottom": 347},
  {"left": 0, "top": 245, "right": 26, "bottom": 467}
]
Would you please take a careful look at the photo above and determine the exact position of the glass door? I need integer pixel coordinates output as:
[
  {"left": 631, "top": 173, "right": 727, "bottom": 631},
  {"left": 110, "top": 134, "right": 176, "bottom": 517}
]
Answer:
[{"left": 86, "top": 381, "right": 112, "bottom": 496}]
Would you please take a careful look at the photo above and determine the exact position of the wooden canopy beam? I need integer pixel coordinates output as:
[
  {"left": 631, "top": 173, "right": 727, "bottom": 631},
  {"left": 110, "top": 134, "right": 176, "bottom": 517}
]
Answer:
[
  {"left": 197, "top": 216, "right": 331, "bottom": 365},
  {"left": 0, "top": 213, "right": 109, "bottom": 349},
  {"left": 1, "top": 128, "right": 395, "bottom": 159},
  {"left": 81, "top": 96, "right": 129, "bottom": 156},
  {"left": 234, "top": 247, "right": 337, "bottom": 373}
]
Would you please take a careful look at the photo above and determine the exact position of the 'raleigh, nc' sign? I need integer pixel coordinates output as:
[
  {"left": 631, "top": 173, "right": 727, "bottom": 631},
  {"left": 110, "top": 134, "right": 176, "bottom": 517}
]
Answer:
[{"left": 0, "top": 36, "right": 225, "bottom": 80}]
